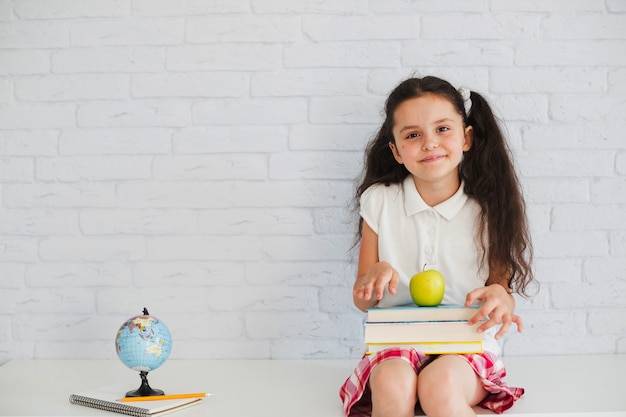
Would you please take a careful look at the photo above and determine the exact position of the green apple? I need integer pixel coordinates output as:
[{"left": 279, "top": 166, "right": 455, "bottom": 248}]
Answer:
[{"left": 409, "top": 269, "right": 445, "bottom": 306}]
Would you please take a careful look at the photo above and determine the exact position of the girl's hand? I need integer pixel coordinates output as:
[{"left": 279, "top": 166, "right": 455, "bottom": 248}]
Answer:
[
  {"left": 353, "top": 261, "right": 399, "bottom": 311},
  {"left": 465, "top": 284, "right": 523, "bottom": 339}
]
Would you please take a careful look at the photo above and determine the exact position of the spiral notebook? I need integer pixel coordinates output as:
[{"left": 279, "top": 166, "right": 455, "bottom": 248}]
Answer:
[{"left": 69, "top": 385, "right": 203, "bottom": 416}]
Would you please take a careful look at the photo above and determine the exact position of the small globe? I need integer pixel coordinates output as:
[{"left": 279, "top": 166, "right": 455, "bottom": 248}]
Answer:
[{"left": 115, "top": 312, "right": 172, "bottom": 373}]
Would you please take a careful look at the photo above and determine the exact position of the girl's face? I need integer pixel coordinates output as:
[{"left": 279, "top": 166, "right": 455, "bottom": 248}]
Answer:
[{"left": 389, "top": 93, "right": 472, "bottom": 194}]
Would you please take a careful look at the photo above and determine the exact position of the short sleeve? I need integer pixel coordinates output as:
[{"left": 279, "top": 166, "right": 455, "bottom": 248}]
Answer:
[{"left": 359, "top": 184, "right": 384, "bottom": 234}]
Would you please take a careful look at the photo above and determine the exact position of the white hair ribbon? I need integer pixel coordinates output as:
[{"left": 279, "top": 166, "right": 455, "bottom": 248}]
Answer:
[{"left": 458, "top": 87, "right": 472, "bottom": 114}]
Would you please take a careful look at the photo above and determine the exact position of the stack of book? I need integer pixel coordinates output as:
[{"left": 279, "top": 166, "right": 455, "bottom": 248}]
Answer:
[{"left": 364, "top": 304, "right": 485, "bottom": 355}]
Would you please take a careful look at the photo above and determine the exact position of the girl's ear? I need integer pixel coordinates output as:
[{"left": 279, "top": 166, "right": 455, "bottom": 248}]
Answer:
[
  {"left": 388, "top": 142, "right": 404, "bottom": 164},
  {"left": 463, "top": 125, "right": 473, "bottom": 152}
]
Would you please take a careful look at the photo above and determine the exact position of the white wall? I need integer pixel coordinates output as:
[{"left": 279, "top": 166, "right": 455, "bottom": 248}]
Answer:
[{"left": 0, "top": 0, "right": 625, "bottom": 364}]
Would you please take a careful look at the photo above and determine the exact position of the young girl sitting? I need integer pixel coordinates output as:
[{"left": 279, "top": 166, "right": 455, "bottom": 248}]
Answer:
[{"left": 340, "top": 76, "right": 535, "bottom": 417}]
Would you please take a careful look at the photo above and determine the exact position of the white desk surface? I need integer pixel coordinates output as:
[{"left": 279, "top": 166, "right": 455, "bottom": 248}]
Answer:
[{"left": 0, "top": 355, "right": 624, "bottom": 417}]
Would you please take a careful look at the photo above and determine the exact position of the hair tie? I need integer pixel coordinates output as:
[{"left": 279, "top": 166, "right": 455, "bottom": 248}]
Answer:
[{"left": 458, "top": 87, "right": 472, "bottom": 114}]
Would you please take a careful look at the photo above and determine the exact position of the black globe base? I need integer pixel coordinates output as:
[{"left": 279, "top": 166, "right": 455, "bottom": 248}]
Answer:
[{"left": 125, "top": 371, "right": 164, "bottom": 397}]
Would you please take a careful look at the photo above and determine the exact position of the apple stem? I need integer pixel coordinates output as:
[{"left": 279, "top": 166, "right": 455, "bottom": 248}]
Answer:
[{"left": 423, "top": 263, "right": 427, "bottom": 272}]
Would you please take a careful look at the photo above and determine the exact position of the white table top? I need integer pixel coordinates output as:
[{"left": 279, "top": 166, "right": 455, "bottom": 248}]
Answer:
[{"left": 0, "top": 355, "right": 625, "bottom": 417}]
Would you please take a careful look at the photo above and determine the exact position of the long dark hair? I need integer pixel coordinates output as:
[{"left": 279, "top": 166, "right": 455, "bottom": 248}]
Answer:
[{"left": 355, "top": 76, "right": 535, "bottom": 296}]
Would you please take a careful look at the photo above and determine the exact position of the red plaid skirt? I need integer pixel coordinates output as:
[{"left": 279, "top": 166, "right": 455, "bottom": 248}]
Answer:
[{"left": 339, "top": 348, "right": 524, "bottom": 416}]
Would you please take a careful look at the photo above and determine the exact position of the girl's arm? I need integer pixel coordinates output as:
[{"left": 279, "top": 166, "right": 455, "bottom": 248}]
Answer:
[
  {"left": 352, "top": 221, "right": 399, "bottom": 312},
  {"left": 465, "top": 272, "right": 523, "bottom": 339}
]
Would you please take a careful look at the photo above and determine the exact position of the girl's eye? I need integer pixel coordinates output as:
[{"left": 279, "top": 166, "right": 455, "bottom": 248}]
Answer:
[
  {"left": 437, "top": 126, "right": 450, "bottom": 133},
  {"left": 406, "top": 132, "right": 420, "bottom": 139}
]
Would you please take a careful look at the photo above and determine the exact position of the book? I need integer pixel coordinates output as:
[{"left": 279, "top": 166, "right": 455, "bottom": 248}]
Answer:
[
  {"left": 69, "top": 385, "right": 204, "bottom": 417},
  {"left": 364, "top": 320, "right": 485, "bottom": 344},
  {"left": 367, "top": 304, "right": 479, "bottom": 323},
  {"left": 365, "top": 340, "right": 483, "bottom": 355}
]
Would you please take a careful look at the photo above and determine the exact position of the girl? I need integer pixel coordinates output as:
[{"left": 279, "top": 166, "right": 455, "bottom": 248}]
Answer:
[{"left": 340, "top": 76, "right": 535, "bottom": 417}]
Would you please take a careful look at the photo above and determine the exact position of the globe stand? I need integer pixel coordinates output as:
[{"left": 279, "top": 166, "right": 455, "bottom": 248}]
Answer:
[{"left": 125, "top": 371, "right": 164, "bottom": 397}]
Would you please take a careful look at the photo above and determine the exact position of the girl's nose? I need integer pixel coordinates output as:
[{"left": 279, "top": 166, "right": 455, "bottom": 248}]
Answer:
[{"left": 421, "top": 133, "right": 438, "bottom": 151}]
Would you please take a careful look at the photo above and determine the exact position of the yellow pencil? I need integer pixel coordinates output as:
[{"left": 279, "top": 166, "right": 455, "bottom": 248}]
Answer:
[{"left": 120, "top": 392, "right": 210, "bottom": 402}]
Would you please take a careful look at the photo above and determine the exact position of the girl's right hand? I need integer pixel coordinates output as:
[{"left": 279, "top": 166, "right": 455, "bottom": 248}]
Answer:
[{"left": 353, "top": 261, "right": 400, "bottom": 311}]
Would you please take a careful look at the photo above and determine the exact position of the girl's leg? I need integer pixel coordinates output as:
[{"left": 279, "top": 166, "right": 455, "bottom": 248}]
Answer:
[
  {"left": 417, "top": 355, "right": 488, "bottom": 417},
  {"left": 369, "top": 359, "right": 417, "bottom": 417}
]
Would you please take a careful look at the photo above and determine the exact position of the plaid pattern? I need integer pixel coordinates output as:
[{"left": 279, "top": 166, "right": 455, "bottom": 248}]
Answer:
[{"left": 339, "top": 348, "right": 524, "bottom": 416}]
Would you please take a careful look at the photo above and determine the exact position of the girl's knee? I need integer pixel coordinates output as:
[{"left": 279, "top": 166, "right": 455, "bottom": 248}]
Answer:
[{"left": 369, "top": 360, "right": 417, "bottom": 416}]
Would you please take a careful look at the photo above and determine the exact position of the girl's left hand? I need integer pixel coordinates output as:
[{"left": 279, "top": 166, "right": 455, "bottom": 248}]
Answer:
[{"left": 465, "top": 284, "right": 523, "bottom": 339}]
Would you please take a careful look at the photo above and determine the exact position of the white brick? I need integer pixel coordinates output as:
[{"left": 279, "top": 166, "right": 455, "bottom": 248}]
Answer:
[
  {"left": 251, "top": 0, "right": 365, "bottom": 14},
  {"left": 543, "top": 14, "right": 626, "bottom": 39},
  {"left": 193, "top": 99, "right": 307, "bottom": 125},
  {"left": 503, "top": 333, "right": 616, "bottom": 355},
  {"left": 233, "top": 180, "right": 352, "bottom": 208},
  {"left": 25, "top": 263, "right": 132, "bottom": 287},
  {"left": 0, "top": 263, "right": 26, "bottom": 289},
  {"left": 533, "top": 231, "right": 608, "bottom": 258},
  {"left": 0, "top": 288, "right": 96, "bottom": 314},
  {"left": 523, "top": 179, "right": 589, "bottom": 203},
  {"left": 303, "top": 16, "right": 418, "bottom": 41},
  {"left": 59, "top": 128, "right": 171, "bottom": 155},
  {"left": 244, "top": 261, "right": 353, "bottom": 286},
  {"left": 0, "top": 209, "right": 79, "bottom": 235},
  {"left": 588, "top": 309, "right": 626, "bottom": 335},
  {"left": 522, "top": 123, "right": 626, "bottom": 150},
  {"left": 197, "top": 208, "right": 312, "bottom": 235},
  {"left": 1, "top": 130, "right": 58, "bottom": 156},
  {"left": 133, "top": 261, "right": 245, "bottom": 287},
  {"left": 607, "top": 0, "right": 626, "bottom": 12},
  {"left": 3, "top": 183, "right": 116, "bottom": 208},
  {"left": 187, "top": 16, "right": 301, "bottom": 43},
  {"left": 371, "top": 0, "right": 486, "bottom": 12},
  {"left": 610, "top": 231, "right": 626, "bottom": 257},
  {"left": 609, "top": 68, "right": 626, "bottom": 94},
  {"left": 583, "top": 258, "right": 626, "bottom": 283},
  {"left": 423, "top": 14, "right": 542, "bottom": 40},
  {"left": 284, "top": 42, "right": 400, "bottom": 68},
  {"left": 52, "top": 47, "right": 164, "bottom": 73},
  {"left": 96, "top": 288, "right": 210, "bottom": 314},
  {"left": 153, "top": 155, "right": 266, "bottom": 180},
  {"left": 313, "top": 207, "right": 353, "bottom": 235},
  {"left": 117, "top": 182, "right": 234, "bottom": 208},
  {"left": 77, "top": 100, "right": 191, "bottom": 128},
  {"left": 550, "top": 96, "right": 626, "bottom": 122},
  {"left": 15, "top": 74, "right": 130, "bottom": 101},
  {"left": 517, "top": 150, "right": 614, "bottom": 177},
  {"left": 36, "top": 156, "right": 152, "bottom": 181},
  {"left": 146, "top": 236, "right": 263, "bottom": 261},
  {"left": 80, "top": 209, "right": 198, "bottom": 235},
  {"left": 166, "top": 45, "right": 281, "bottom": 71},
  {"left": 0, "top": 104, "right": 75, "bottom": 129},
  {"left": 251, "top": 69, "right": 367, "bottom": 97},
  {"left": 262, "top": 235, "right": 352, "bottom": 261},
  {"left": 0, "top": 78, "right": 11, "bottom": 103},
  {"left": 245, "top": 312, "right": 361, "bottom": 340},
  {"left": 0, "top": 21, "right": 69, "bottom": 48},
  {"left": 0, "top": 157, "right": 34, "bottom": 182},
  {"left": 164, "top": 313, "right": 243, "bottom": 340},
  {"left": 516, "top": 40, "right": 626, "bottom": 66},
  {"left": 491, "top": 68, "right": 606, "bottom": 93},
  {"left": 309, "top": 97, "right": 382, "bottom": 124},
  {"left": 591, "top": 179, "right": 626, "bottom": 204},
  {"left": 551, "top": 282, "right": 626, "bottom": 308},
  {"left": 173, "top": 127, "right": 287, "bottom": 154},
  {"left": 209, "top": 286, "right": 318, "bottom": 311},
  {"left": 132, "top": 72, "right": 249, "bottom": 98},
  {"left": 132, "top": 0, "right": 249, "bottom": 17},
  {"left": 39, "top": 237, "right": 145, "bottom": 262},
  {"left": 402, "top": 40, "right": 513, "bottom": 67},
  {"left": 269, "top": 151, "right": 361, "bottom": 180},
  {"left": 532, "top": 258, "right": 582, "bottom": 284},
  {"left": 491, "top": 94, "right": 549, "bottom": 122},
  {"left": 552, "top": 205, "right": 626, "bottom": 231},
  {"left": 71, "top": 18, "right": 183, "bottom": 46},
  {"left": 14, "top": 0, "right": 130, "bottom": 19},
  {"left": 288, "top": 124, "right": 374, "bottom": 151}
]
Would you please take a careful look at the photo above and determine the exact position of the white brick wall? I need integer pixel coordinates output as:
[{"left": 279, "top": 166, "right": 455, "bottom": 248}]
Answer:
[{"left": 1, "top": 0, "right": 625, "bottom": 364}]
